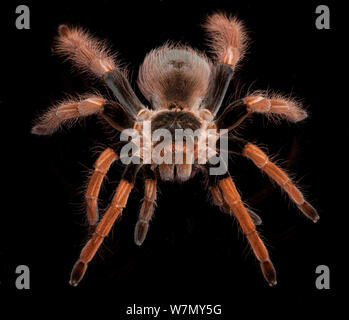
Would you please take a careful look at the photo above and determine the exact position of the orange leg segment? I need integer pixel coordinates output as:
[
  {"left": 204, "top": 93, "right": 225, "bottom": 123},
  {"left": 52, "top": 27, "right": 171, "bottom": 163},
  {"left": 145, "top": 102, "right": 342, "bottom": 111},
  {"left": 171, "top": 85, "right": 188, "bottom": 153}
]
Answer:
[
  {"left": 70, "top": 180, "right": 133, "bottom": 286},
  {"left": 31, "top": 95, "right": 105, "bottom": 135},
  {"left": 86, "top": 148, "right": 118, "bottom": 226},
  {"left": 244, "top": 95, "right": 307, "bottom": 122},
  {"left": 218, "top": 176, "right": 276, "bottom": 286},
  {"left": 210, "top": 185, "right": 262, "bottom": 225},
  {"left": 134, "top": 178, "right": 157, "bottom": 246},
  {"left": 242, "top": 143, "right": 319, "bottom": 222}
]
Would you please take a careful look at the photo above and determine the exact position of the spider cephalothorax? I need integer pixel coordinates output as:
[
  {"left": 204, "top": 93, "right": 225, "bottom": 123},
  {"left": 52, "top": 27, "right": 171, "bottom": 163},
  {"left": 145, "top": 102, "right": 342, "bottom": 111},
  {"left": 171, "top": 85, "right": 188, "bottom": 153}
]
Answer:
[{"left": 32, "top": 12, "right": 318, "bottom": 287}]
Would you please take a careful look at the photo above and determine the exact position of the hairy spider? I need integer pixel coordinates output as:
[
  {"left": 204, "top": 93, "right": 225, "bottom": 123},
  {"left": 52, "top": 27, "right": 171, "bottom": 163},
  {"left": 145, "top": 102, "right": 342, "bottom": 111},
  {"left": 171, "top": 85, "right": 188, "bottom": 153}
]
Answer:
[{"left": 32, "top": 12, "right": 319, "bottom": 287}]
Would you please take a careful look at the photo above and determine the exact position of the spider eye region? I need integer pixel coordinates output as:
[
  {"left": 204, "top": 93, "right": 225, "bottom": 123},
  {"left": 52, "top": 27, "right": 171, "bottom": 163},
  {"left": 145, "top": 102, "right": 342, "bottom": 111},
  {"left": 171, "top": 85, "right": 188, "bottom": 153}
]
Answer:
[{"left": 168, "top": 59, "right": 187, "bottom": 70}]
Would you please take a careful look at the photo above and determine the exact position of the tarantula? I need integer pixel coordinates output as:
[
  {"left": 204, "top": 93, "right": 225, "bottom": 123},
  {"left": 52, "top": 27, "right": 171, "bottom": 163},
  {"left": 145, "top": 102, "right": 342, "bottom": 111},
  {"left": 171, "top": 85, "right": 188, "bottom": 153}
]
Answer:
[{"left": 32, "top": 12, "right": 319, "bottom": 287}]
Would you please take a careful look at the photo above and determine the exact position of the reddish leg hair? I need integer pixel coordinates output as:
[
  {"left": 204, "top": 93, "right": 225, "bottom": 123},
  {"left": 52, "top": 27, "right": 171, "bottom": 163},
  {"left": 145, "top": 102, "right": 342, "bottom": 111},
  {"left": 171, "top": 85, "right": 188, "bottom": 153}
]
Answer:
[
  {"left": 70, "top": 180, "right": 133, "bottom": 286},
  {"left": 55, "top": 24, "right": 118, "bottom": 77},
  {"left": 134, "top": 178, "right": 157, "bottom": 245},
  {"left": 218, "top": 176, "right": 276, "bottom": 286},
  {"left": 31, "top": 95, "right": 105, "bottom": 135},
  {"left": 242, "top": 143, "right": 319, "bottom": 222},
  {"left": 204, "top": 12, "right": 248, "bottom": 67},
  {"left": 210, "top": 184, "right": 262, "bottom": 225},
  {"left": 86, "top": 148, "right": 119, "bottom": 226},
  {"left": 244, "top": 94, "right": 307, "bottom": 122}
]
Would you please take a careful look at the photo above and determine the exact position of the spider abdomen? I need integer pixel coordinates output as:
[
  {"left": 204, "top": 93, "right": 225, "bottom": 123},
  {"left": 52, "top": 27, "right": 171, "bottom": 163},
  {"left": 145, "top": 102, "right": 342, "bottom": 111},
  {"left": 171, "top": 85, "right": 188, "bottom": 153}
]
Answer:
[{"left": 138, "top": 46, "right": 213, "bottom": 110}]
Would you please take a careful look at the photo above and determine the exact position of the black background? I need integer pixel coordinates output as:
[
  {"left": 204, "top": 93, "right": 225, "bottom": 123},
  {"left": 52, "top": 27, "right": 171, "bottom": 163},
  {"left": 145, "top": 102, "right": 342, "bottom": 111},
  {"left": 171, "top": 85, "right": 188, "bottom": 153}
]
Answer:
[{"left": 0, "top": 0, "right": 345, "bottom": 316}]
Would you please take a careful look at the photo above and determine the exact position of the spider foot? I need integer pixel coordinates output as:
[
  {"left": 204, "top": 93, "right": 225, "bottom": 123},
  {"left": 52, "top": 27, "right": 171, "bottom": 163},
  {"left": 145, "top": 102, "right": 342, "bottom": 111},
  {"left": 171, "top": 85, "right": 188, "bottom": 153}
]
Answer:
[
  {"left": 134, "top": 220, "right": 149, "bottom": 246},
  {"left": 69, "top": 261, "right": 87, "bottom": 287},
  {"left": 298, "top": 201, "right": 319, "bottom": 223},
  {"left": 31, "top": 124, "right": 51, "bottom": 135},
  {"left": 261, "top": 261, "right": 277, "bottom": 286}
]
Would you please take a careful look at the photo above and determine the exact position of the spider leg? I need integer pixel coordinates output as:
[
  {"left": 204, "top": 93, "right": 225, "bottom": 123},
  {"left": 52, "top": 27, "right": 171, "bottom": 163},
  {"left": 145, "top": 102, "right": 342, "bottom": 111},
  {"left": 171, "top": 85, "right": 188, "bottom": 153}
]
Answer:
[
  {"left": 201, "top": 64, "right": 233, "bottom": 117},
  {"left": 134, "top": 165, "right": 157, "bottom": 246},
  {"left": 70, "top": 163, "right": 142, "bottom": 286},
  {"left": 31, "top": 95, "right": 105, "bottom": 135},
  {"left": 243, "top": 94, "right": 307, "bottom": 122},
  {"left": 215, "top": 99, "right": 252, "bottom": 130},
  {"left": 215, "top": 94, "right": 307, "bottom": 132},
  {"left": 32, "top": 94, "right": 135, "bottom": 135},
  {"left": 217, "top": 173, "right": 276, "bottom": 286},
  {"left": 55, "top": 24, "right": 117, "bottom": 77},
  {"left": 103, "top": 69, "right": 145, "bottom": 119},
  {"left": 242, "top": 142, "right": 319, "bottom": 222},
  {"left": 86, "top": 148, "right": 119, "bottom": 226},
  {"left": 208, "top": 174, "right": 262, "bottom": 225},
  {"left": 55, "top": 25, "right": 145, "bottom": 118},
  {"left": 100, "top": 102, "right": 135, "bottom": 131},
  {"left": 204, "top": 12, "right": 248, "bottom": 68},
  {"left": 218, "top": 136, "right": 319, "bottom": 222},
  {"left": 200, "top": 12, "right": 248, "bottom": 117},
  {"left": 203, "top": 14, "right": 305, "bottom": 124}
]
